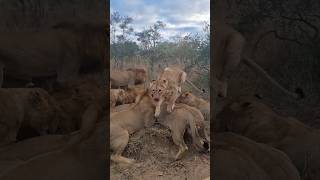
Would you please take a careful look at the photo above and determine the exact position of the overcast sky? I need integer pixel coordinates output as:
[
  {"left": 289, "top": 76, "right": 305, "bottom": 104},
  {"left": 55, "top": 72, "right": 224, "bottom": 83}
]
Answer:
[{"left": 110, "top": 0, "right": 210, "bottom": 41}]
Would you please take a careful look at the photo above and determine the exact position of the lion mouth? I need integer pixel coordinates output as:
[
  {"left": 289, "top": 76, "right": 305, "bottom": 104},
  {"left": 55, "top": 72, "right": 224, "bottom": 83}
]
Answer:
[{"left": 154, "top": 98, "right": 159, "bottom": 102}]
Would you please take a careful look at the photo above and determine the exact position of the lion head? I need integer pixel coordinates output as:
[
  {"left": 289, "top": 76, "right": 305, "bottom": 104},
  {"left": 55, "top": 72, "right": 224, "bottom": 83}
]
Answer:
[
  {"left": 127, "top": 68, "right": 147, "bottom": 85},
  {"left": 177, "top": 91, "right": 196, "bottom": 104},
  {"left": 148, "top": 79, "right": 168, "bottom": 104}
]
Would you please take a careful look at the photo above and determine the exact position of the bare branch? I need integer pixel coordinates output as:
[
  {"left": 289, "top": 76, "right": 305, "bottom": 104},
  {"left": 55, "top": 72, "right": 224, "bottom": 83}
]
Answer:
[
  {"left": 252, "top": 30, "right": 276, "bottom": 57},
  {"left": 280, "top": 13, "right": 319, "bottom": 39},
  {"left": 271, "top": 30, "right": 304, "bottom": 45},
  {"left": 297, "top": 13, "right": 319, "bottom": 39}
]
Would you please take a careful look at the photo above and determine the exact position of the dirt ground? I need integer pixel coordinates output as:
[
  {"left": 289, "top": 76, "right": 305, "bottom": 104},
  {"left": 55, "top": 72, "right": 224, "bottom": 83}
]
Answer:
[{"left": 110, "top": 124, "right": 210, "bottom": 180}]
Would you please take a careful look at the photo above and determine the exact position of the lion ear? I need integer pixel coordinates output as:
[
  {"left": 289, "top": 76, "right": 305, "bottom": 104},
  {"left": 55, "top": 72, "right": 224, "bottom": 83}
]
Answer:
[{"left": 149, "top": 80, "right": 156, "bottom": 87}]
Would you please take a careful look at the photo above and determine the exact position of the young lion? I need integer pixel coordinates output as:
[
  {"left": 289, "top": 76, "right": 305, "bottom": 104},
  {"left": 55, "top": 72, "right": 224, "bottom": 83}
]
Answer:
[
  {"left": 149, "top": 79, "right": 180, "bottom": 117},
  {"left": 110, "top": 89, "right": 156, "bottom": 164},
  {"left": 158, "top": 66, "right": 205, "bottom": 93},
  {"left": 156, "top": 103, "right": 210, "bottom": 160},
  {"left": 158, "top": 66, "right": 187, "bottom": 93},
  {"left": 177, "top": 91, "right": 210, "bottom": 121}
]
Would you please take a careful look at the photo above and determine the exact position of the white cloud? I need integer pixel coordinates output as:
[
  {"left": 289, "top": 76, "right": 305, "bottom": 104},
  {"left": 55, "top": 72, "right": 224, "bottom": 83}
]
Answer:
[{"left": 111, "top": 0, "right": 210, "bottom": 40}]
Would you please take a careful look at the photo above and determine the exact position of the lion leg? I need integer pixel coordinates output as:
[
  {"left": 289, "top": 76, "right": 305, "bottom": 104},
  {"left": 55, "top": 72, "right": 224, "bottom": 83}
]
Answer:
[
  {"left": 110, "top": 100, "right": 116, "bottom": 107},
  {"left": 175, "top": 142, "right": 188, "bottom": 160},
  {"left": 167, "top": 93, "right": 179, "bottom": 113},
  {"left": 166, "top": 102, "right": 175, "bottom": 113},
  {"left": 111, "top": 155, "right": 135, "bottom": 165},
  {"left": 154, "top": 99, "right": 164, "bottom": 117},
  {"left": 179, "top": 72, "right": 187, "bottom": 85},
  {"left": 155, "top": 104, "right": 161, "bottom": 117},
  {"left": 172, "top": 131, "right": 188, "bottom": 160},
  {"left": 218, "top": 80, "right": 228, "bottom": 98},
  {"left": 178, "top": 86, "right": 182, "bottom": 93},
  {"left": 218, "top": 34, "right": 244, "bottom": 97},
  {"left": 110, "top": 129, "right": 135, "bottom": 164}
]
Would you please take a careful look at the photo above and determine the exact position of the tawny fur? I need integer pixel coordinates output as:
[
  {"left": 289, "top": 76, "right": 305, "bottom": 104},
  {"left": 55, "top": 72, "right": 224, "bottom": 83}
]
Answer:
[
  {"left": 156, "top": 103, "right": 210, "bottom": 160},
  {"left": 122, "top": 84, "right": 146, "bottom": 104},
  {"left": 110, "top": 90, "right": 156, "bottom": 164},
  {"left": 110, "top": 89, "right": 126, "bottom": 107},
  {"left": 0, "top": 88, "right": 62, "bottom": 146},
  {"left": 110, "top": 68, "right": 147, "bottom": 89},
  {"left": 177, "top": 91, "right": 210, "bottom": 121},
  {"left": 0, "top": 22, "right": 105, "bottom": 87},
  {"left": 149, "top": 79, "right": 180, "bottom": 117}
]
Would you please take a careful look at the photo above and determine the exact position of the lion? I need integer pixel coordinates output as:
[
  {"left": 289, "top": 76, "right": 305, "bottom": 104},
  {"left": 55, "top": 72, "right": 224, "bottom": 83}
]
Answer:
[
  {"left": 0, "top": 88, "right": 62, "bottom": 145},
  {"left": 110, "top": 68, "right": 147, "bottom": 89},
  {"left": 0, "top": 22, "right": 106, "bottom": 88},
  {"left": 158, "top": 66, "right": 204, "bottom": 93},
  {"left": 110, "top": 89, "right": 156, "bottom": 164},
  {"left": 110, "top": 89, "right": 126, "bottom": 107},
  {"left": 213, "top": 132, "right": 300, "bottom": 180},
  {"left": 177, "top": 91, "right": 210, "bottom": 121},
  {"left": 151, "top": 66, "right": 206, "bottom": 116},
  {"left": 156, "top": 102, "right": 210, "bottom": 160},
  {"left": 122, "top": 84, "right": 146, "bottom": 104},
  {"left": 110, "top": 89, "right": 210, "bottom": 163},
  {"left": 216, "top": 96, "right": 320, "bottom": 178},
  {"left": 213, "top": 3, "right": 304, "bottom": 99},
  {"left": 0, "top": 122, "right": 108, "bottom": 180},
  {"left": 149, "top": 79, "right": 180, "bottom": 117},
  {"left": 52, "top": 77, "right": 106, "bottom": 133}
]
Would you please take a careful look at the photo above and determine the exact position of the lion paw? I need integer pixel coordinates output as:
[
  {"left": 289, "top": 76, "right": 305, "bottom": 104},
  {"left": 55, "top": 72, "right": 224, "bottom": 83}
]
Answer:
[
  {"left": 167, "top": 104, "right": 175, "bottom": 113},
  {"left": 154, "top": 111, "right": 160, "bottom": 117}
]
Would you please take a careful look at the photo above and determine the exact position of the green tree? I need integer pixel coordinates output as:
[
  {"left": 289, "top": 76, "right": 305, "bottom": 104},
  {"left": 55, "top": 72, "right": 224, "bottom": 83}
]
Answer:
[
  {"left": 110, "top": 11, "right": 122, "bottom": 43},
  {"left": 135, "top": 21, "right": 166, "bottom": 49},
  {"left": 111, "top": 41, "right": 139, "bottom": 59},
  {"left": 117, "top": 16, "right": 134, "bottom": 42}
]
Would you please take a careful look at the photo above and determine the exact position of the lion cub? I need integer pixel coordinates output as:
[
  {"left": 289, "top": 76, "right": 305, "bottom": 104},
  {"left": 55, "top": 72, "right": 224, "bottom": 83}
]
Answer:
[
  {"left": 156, "top": 103, "right": 210, "bottom": 160},
  {"left": 149, "top": 79, "right": 180, "bottom": 117},
  {"left": 177, "top": 92, "right": 210, "bottom": 121}
]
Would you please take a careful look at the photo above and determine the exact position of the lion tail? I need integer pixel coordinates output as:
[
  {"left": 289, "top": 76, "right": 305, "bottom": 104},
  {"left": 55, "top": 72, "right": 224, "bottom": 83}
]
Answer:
[
  {"left": 186, "top": 79, "right": 206, "bottom": 94},
  {"left": 242, "top": 57, "right": 304, "bottom": 99}
]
